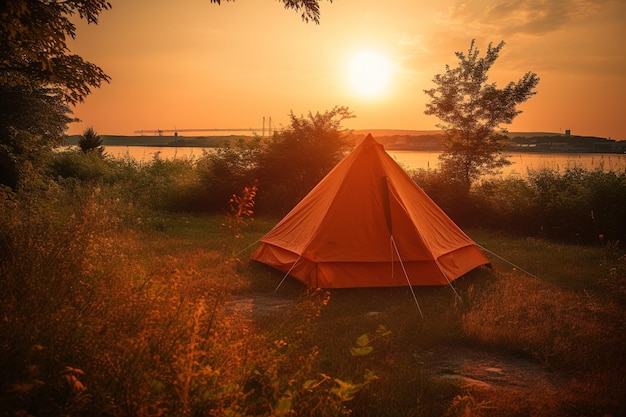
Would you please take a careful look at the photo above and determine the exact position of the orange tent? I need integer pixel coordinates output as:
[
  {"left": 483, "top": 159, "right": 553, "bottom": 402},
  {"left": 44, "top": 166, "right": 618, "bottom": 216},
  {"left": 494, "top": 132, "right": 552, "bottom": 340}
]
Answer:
[{"left": 251, "top": 134, "right": 489, "bottom": 288}]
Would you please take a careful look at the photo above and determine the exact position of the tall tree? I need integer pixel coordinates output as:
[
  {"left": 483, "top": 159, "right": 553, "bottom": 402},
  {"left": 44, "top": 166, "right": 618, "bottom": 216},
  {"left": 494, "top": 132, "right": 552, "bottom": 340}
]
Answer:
[
  {"left": 0, "top": 0, "right": 112, "bottom": 105},
  {"left": 424, "top": 40, "right": 539, "bottom": 189},
  {"left": 0, "top": 0, "right": 112, "bottom": 188},
  {"left": 0, "top": 85, "right": 76, "bottom": 188}
]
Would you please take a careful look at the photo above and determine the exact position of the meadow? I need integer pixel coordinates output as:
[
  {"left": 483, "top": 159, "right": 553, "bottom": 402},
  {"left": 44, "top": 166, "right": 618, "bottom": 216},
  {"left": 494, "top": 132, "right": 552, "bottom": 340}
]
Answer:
[{"left": 1, "top": 149, "right": 625, "bottom": 416}]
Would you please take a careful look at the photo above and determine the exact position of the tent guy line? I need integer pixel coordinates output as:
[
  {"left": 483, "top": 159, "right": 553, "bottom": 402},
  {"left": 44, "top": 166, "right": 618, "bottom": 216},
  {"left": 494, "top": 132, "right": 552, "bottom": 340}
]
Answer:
[
  {"left": 390, "top": 235, "right": 424, "bottom": 318},
  {"left": 475, "top": 244, "right": 539, "bottom": 280}
]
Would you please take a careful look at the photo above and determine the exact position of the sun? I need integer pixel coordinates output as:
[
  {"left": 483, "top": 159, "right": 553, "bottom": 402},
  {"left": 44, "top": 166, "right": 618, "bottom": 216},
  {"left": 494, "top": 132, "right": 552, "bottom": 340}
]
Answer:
[{"left": 347, "top": 50, "right": 392, "bottom": 98}]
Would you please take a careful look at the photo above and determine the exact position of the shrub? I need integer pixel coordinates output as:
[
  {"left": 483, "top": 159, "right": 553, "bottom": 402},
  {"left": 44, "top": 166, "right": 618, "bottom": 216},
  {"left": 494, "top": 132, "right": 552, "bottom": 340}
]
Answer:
[
  {"left": 472, "top": 176, "right": 540, "bottom": 234},
  {"left": 129, "top": 155, "right": 199, "bottom": 211},
  {"left": 527, "top": 167, "right": 626, "bottom": 243},
  {"left": 410, "top": 168, "right": 476, "bottom": 225},
  {"left": 252, "top": 107, "right": 352, "bottom": 215},
  {"left": 194, "top": 139, "right": 261, "bottom": 212},
  {"left": 48, "top": 150, "right": 120, "bottom": 183},
  {"left": 412, "top": 166, "right": 626, "bottom": 244}
]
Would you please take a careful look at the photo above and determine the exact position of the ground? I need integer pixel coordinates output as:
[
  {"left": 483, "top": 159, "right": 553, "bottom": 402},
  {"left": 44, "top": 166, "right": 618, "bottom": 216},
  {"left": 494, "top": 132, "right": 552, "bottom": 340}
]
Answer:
[{"left": 228, "top": 293, "right": 611, "bottom": 417}]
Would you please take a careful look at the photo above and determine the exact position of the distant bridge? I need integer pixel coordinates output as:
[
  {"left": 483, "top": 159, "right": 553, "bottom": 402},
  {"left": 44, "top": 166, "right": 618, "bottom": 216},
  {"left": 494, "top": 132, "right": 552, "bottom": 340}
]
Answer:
[{"left": 133, "top": 128, "right": 265, "bottom": 136}]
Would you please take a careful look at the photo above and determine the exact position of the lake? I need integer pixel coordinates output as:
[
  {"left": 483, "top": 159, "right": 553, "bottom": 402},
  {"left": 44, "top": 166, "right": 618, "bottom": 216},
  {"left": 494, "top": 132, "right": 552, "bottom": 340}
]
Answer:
[{"left": 103, "top": 145, "right": 625, "bottom": 176}]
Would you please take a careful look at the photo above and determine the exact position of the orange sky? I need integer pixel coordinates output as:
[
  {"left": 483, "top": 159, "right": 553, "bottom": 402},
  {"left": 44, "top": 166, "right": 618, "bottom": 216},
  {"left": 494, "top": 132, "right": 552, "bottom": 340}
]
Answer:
[{"left": 68, "top": 0, "right": 626, "bottom": 140}]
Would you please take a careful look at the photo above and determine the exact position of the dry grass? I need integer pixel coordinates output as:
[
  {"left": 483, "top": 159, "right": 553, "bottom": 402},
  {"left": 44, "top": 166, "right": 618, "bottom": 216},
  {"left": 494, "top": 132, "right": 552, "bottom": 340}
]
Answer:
[{"left": 1, "top": 184, "right": 625, "bottom": 416}]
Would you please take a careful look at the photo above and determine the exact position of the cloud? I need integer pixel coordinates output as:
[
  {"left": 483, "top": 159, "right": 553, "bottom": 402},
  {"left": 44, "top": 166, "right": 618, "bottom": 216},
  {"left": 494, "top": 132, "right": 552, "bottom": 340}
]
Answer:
[{"left": 447, "top": 0, "right": 616, "bottom": 37}]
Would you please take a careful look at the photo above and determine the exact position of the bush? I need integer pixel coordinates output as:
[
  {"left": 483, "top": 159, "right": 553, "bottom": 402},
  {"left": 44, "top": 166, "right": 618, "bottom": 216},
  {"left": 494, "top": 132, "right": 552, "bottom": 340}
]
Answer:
[
  {"left": 48, "top": 151, "right": 126, "bottom": 184},
  {"left": 472, "top": 176, "right": 541, "bottom": 235},
  {"left": 129, "top": 156, "right": 199, "bottom": 211},
  {"left": 253, "top": 108, "right": 352, "bottom": 215},
  {"left": 193, "top": 139, "right": 261, "bottom": 212},
  {"left": 194, "top": 107, "right": 353, "bottom": 216},
  {"left": 412, "top": 166, "right": 626, "bottom": 244},
  {"left": 527, "top": 167, "right": 626, "bottom": 243},
  {"left": 410, "top": 168, "right": 476, "bottom": 226}
]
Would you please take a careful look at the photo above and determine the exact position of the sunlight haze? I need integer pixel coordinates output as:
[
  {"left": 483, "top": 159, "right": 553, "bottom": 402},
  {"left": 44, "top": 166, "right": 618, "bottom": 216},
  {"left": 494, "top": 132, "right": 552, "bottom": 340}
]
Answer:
[{"left": 67, "top": 0, "right": 626, "bottom": 140}]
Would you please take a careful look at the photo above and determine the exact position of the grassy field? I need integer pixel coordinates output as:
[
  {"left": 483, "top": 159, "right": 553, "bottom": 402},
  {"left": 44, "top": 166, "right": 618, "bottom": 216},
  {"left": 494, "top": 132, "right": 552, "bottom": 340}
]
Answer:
[
  {"left": 2, "top": 199, "right": 625, "bottom": 416},
  {"left": 122, "top": 213, "right": 626, "bottom": 416}
]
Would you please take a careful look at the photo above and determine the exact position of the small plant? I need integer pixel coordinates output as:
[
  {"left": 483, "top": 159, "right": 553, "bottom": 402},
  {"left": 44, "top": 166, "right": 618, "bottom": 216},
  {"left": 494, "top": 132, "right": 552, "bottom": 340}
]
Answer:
[
  {"left": 350, "top": 325, "right": 392, "bottom": 357},
  {"left": 223, "top": 183, "right": 258, "bottom": 239},
  {"left": 444, "top": 393, "right": 494, "bottom": 417},
  {"left": 605, "top": 252, "right": 626, "bottom": 301}
]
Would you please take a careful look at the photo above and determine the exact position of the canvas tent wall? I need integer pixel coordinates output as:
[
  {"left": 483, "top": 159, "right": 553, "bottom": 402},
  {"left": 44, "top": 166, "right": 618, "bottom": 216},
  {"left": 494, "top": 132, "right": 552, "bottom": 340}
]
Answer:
[{"left": 251, "top": 134, "right": 489, "bottom": 288}]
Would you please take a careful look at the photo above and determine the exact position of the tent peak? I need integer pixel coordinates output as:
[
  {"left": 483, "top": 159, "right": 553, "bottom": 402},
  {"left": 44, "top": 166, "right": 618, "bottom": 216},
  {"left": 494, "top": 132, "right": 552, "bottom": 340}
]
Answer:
[{"left": 361, "top": 133, "right": 379, "bottom": 148}]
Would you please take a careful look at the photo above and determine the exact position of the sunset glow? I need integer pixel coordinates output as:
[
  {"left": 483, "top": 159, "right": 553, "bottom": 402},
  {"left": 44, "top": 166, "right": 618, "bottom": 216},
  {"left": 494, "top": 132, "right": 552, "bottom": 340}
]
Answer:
[{"left": 67, "top": 0, "right": 626, "bottom": 140}]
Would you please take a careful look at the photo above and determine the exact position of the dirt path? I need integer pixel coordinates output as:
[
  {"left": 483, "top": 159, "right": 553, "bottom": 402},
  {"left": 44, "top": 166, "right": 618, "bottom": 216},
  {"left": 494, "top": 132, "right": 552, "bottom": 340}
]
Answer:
[
  {"left": 226, "top": 293, "right": 295, "bottom": 316},
  {"left": 425, "top": 345, "right": 577, "bottom": 416}
]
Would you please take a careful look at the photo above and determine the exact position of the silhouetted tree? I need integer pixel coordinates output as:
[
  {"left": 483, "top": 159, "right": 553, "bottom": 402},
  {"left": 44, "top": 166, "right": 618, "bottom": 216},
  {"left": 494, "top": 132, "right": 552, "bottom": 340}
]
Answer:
[
  {"left": 0, "top": 0, "right": 111, "bottom": 105},
  {"left": 78, "top": 127, "right": 104, "bottom": 154},
  {"left": 210, "top": 0, "right": 329, "bottom": 23},
  {"left": 424, "top": 40, "right": 539, "bottom": 190},
  {"left": 0, "top": 0, "right": 111, "bottom": 188},
  {"left": 0, "top": 85, "right": 76, "bottom": 189}
]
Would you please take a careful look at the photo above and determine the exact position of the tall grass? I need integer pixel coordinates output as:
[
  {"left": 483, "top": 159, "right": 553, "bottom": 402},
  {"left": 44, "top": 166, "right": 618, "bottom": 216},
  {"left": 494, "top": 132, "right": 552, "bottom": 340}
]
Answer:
[
  {"left": 1, "top": 151, "right": 624, "bottom": 416},
  {"left": 0, "top": 183, "right": 370, "bottom": 416}
]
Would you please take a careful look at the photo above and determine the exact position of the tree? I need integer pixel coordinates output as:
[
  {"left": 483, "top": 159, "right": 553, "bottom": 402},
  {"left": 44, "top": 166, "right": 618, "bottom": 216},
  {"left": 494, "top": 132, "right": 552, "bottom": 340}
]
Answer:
[
  {"left": 210, "top": 0, "right": 329, "bottom": 24},
  {"left": 424, "top": 40, "right": 539, "bottom": 190},
  {"left": 0, "top": 0, "right": 112, "bottom": 188},
  {"left": 0, "top": 84, "right": 76, "bottom": 188},
  {"left": 254, "top": 106, "right": 353, "bottom": 213},
  {"left": 0, "top": 0, "right": 112, "bottom": 105},
  {"left": 78, "top": 127, "right": 103, "bottom": 154}
]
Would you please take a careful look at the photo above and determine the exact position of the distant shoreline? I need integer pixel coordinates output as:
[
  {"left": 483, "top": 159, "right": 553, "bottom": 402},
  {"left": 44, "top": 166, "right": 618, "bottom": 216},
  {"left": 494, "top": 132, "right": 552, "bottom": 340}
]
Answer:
[{"left": 66, "top": 131, "right": 626, "bottom": 154}]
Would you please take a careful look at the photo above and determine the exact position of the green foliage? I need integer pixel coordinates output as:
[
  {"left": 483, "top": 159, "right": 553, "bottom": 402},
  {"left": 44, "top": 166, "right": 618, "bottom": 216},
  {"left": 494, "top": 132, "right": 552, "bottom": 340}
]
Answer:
[
  {"left": 0, "top": 0, "right": 110, "bottom": 189},
  {"left": 194, "top": 137, "right": 263, "bottom": 212},
  {"left": 254, "top": 106, "right": 353, "bottom": 214},
  {"left": 526, "top": 167, "right": 626, "bottom": 243},
  {"left": 48, "top": 151, "right": 126, "bottom": 184},
  {"left": 131, "top": 156, "right": 199, "bottom": 211},
  {"left": 350, "top": 325, "right": 391, "bottom": 357},
  {"left": 411, "top": 168, "right": 473, "bottom": 223},
  {"left": 210, "top": 0, "right": 329, "bottom": 24},
  {"left": 0, "top": 0, "right": 111, "bottom": 104},
  {"left": 1, "top": 129, "right": 57, "bottom": 190},
  {"left": 424, "top": 40, "right": 539, "bottom": 188},
  {"left": 196, "top": 106, "right": 353, "bottom": 215},
  {"left": 412, "top": 167, "right": 626, "bottom": 244}
]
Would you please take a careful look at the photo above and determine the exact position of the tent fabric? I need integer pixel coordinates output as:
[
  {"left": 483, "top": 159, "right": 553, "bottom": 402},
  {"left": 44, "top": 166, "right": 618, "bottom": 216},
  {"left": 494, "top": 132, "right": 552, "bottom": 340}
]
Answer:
[{"left": 251, "top": 134, "right": 489, "bottom": 288}]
